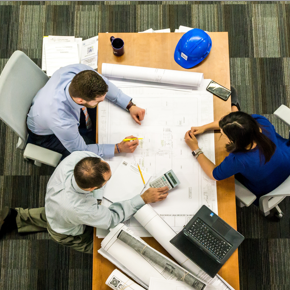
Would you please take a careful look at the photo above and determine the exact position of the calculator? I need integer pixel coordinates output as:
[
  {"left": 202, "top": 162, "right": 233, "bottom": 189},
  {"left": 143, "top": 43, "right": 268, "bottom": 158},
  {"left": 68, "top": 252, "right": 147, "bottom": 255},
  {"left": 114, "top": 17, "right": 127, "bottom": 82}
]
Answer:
[{"left": 149, "top": 170, "right": 180, "bottom": 190}]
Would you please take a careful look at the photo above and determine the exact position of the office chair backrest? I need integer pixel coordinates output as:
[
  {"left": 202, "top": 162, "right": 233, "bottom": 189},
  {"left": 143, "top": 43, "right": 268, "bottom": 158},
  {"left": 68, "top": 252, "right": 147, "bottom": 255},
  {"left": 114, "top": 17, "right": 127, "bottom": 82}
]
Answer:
[{"left": 0, "top": 50, "right": 48, "bottom": 149}]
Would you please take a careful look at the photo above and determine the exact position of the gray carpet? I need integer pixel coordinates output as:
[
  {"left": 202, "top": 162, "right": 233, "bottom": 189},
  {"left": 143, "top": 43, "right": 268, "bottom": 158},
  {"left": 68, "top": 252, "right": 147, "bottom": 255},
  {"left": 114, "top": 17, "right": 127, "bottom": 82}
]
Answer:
[{"left": 1, "top": 1, "right": 290, "bottom": 290}]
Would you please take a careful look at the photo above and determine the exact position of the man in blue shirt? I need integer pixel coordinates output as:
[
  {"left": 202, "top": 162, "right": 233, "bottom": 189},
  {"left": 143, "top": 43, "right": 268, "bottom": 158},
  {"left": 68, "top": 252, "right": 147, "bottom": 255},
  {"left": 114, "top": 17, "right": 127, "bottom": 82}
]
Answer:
[{"left": 27, "top": 64, "right": 145, "bottom": 158}]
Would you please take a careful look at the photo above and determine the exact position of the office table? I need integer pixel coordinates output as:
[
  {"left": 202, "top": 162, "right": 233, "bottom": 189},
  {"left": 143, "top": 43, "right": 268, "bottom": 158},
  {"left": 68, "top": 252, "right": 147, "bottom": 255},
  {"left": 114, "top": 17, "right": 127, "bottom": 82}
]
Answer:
[{"left": 93, "top": 32, "right": 238, "bottom": 290}]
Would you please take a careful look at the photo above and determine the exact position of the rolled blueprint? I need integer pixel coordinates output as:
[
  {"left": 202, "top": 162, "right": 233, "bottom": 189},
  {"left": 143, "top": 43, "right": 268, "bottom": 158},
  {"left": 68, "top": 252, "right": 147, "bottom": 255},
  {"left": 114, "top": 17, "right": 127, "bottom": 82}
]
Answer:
[
  {"left": 102, "top": 63, "right": 204, "bottom": 88},
  {"left": 106, "top": 269, "right": 145, "bottom": 290},
  {"left": 134, "top": 205, "right": 234, "bottom": 290},
  {"left": 99, "top": 224, "right": 206, "bottom": 290},
  {"left": 117, "top": 230, "right": 206, "bottom": 290}
]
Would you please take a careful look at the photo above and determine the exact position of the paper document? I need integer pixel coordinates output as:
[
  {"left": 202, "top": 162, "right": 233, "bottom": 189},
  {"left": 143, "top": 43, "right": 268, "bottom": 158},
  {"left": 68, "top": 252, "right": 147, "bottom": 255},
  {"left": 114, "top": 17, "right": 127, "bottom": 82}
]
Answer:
[
  {"left": 103, "top": 160, "right": 151, "bottom": 203},
  {"left": 99, "top": 224, "right": 206, "bottom": 289},
  {"left": 45, "top": 42, "right": 79, "bottom": 76},
  {"left": 98, "top": 86, "right": 217, "bottom": 234},
  {"left": 42, "top": 35, "right": 99, "bottom": 75},
  {"left": 134, "top": 205, "right": 234, "bottom": 290},
  {"left": 106, "top": 269, "right": 145, "bottom": 290},
  {"left": 102, "top": 64, "right": 204, "bottom": 88},
  {"left": 42, "top": 35, "right": 76, "bottom": 71},
  {"left": 81, "top": 36, "right": 98, "bottom": 69},
  {"left": 149, "top": 278, "right": 192, "bottom": 290}
]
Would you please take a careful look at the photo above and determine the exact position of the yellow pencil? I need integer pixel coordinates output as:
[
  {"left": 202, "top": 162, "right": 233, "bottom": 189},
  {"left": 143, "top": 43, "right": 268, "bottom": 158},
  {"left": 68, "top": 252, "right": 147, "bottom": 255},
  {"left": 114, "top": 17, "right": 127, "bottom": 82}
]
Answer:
[
  {"left": 137, "top": 164, "right": 145, "bottom": 185},
  {"left": 123, "top": 138, "right": 143, "bottom": 142}
]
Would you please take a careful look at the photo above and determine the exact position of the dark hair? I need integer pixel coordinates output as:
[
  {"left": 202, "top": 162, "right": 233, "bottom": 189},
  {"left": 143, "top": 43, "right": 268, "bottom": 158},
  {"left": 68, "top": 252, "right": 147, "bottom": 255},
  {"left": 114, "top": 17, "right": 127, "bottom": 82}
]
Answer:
[
  {"left": 74, "top": 157, "right": 111, "bottom": 189},
  {"left": 69, "top": 70, "right": 108, "bottom": 101},
  {"left": 219, "top": 112, "right": 276, "bottom": 164}
]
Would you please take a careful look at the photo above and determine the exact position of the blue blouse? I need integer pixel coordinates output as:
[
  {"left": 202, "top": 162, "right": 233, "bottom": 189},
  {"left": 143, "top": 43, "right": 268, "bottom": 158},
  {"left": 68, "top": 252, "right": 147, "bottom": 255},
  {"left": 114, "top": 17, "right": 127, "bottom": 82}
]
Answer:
[{"left": 213, "top": 114, "right": 290, "bottom": 197}]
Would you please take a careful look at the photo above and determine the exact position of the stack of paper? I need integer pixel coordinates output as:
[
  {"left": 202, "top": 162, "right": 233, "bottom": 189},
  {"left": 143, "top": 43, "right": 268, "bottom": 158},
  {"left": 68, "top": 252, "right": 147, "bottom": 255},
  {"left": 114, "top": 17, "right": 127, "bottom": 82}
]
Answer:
[{"left": 42, "top": 35, "right": 98, "bottom": 76}]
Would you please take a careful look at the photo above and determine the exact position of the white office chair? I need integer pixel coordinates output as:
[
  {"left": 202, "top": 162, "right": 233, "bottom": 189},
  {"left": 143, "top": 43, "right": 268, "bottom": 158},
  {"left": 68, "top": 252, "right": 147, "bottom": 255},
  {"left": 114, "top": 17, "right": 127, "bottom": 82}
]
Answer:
[
  {"left": 235, "top": 105, "right": 290, "bottom": 218},
  {"left": 0, "top": 50, "right": 62, "bottom": 167}
]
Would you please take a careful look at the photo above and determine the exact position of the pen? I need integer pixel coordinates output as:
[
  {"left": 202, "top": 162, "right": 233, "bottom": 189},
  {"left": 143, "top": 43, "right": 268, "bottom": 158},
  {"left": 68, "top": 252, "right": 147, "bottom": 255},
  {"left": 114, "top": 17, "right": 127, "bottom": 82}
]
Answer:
[
  {"left": 123, "top": 138, "right": 143, "bottom": 142},
  {"left": 137, "top": 164, "right": 145, "bottom": 185}
]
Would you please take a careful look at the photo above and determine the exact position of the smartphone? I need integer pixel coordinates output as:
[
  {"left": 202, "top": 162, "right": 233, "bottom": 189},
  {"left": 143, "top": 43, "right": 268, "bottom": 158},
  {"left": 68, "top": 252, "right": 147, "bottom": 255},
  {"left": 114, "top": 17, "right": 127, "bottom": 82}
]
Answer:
[{"left": 206, "top": 80, "right": 231, "bottom": 101}]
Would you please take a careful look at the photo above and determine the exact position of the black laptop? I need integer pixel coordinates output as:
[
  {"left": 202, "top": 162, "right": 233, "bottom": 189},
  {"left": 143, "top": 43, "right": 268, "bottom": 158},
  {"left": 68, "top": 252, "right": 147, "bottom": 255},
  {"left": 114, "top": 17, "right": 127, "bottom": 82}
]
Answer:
[{"left": 170, "top": 205, "right": 244, "bottom": 277}]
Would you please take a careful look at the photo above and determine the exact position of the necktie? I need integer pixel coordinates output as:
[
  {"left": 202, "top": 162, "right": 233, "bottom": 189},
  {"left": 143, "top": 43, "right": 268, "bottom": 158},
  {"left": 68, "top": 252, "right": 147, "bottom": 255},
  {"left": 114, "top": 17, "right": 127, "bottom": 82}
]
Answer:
[{"left": 81, "top": 107, "right": 92, "bottom": 131}]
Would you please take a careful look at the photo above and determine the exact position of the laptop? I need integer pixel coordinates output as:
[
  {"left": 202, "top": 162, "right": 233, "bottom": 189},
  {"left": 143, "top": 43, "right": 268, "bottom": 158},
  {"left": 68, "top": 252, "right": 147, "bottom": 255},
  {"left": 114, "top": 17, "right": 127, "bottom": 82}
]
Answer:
[{"left": 170, "top": 205, "right": 244, "bottom": 277}]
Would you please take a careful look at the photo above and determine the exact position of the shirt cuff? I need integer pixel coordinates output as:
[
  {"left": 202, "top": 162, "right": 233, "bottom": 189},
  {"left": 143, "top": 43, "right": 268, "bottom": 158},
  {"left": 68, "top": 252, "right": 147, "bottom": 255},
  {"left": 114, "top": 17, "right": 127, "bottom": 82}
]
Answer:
[
  {"left": 87, "top": 143, "right": 115, "bottom": 159},
  {"left": 118, "top": 93, "right": 132, "bottom": 110},
  {"left": 131, "top": 194, "right": 146, "bottom": 210},
  {"left": 102, "top": 144, "right": 115, "bottom": 158}
]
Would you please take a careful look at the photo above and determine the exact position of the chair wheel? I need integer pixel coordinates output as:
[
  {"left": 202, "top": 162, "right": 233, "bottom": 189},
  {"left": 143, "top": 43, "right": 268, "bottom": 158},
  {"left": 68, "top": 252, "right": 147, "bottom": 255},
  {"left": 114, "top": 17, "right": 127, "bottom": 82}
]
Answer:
[{"left": 275, "top": 212, "right": 283, "bottom": 219}]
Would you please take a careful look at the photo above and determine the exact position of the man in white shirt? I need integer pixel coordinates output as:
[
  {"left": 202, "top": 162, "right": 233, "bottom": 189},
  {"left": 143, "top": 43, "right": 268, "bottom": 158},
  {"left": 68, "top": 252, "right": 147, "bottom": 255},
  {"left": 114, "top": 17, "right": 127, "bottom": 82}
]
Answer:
[{"left": 0, "top": 152, "right": 169, "bottom": 254}]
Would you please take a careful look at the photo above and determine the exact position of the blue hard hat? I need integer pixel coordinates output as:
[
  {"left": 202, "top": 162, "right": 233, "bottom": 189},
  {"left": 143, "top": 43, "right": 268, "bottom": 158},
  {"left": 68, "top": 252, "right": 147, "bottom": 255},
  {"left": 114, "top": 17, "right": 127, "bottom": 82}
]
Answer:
[{"left": 174, "top": 28, "right": 212, "bottom": 69}]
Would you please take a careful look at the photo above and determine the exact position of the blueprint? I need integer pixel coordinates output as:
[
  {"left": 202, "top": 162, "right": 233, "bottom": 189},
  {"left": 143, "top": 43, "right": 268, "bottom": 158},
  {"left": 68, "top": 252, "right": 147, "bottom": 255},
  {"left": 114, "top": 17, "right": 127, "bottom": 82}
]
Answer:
[{"left": 98, "top": 81, "right": 217, "bottom": 235}]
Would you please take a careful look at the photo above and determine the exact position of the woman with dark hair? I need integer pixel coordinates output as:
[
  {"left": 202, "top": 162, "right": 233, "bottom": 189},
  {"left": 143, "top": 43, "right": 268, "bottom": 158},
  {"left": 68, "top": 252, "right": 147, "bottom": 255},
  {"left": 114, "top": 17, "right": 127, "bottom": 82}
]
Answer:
[{"left": 184, "top": 110, "right": 290, "bottom": 201}]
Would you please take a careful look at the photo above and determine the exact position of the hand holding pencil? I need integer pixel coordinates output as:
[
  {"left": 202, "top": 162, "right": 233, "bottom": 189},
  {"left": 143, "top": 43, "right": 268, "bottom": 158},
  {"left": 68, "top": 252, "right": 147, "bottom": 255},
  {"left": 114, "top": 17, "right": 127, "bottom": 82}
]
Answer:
[{"left": 115, "top": 135, "right": 140, "bottom": 154}]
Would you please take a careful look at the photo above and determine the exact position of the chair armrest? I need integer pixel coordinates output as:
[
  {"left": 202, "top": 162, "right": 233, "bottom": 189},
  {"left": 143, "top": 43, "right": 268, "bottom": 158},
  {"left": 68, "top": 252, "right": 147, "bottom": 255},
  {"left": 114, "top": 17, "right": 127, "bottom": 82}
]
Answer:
[
  {"left": 274, "top": 105, "right": 290, "bottom": 126},
  {"left": 263, "top": 175, "right": 290, "bottom": 198},
  {"left": 235, "top": 179, "right": 257, "bottom": 207},
  {"left": 24, "top": 143, "right": 62, "bottom": 167}
]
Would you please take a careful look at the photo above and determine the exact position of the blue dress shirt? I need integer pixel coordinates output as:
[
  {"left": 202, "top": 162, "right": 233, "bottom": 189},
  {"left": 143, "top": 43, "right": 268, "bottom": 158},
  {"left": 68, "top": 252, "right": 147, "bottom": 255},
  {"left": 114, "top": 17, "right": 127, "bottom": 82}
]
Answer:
[
  {"left": 27, "top": 64, "right": 131, "bottom": 158},
  {"left": 213, "top": 114, "right": 290, "bottom": 198}
]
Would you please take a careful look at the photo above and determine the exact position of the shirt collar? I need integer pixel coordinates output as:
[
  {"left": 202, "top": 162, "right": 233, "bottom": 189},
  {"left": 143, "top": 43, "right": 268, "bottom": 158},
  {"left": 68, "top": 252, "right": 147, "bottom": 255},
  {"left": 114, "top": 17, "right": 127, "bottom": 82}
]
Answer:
[
  {"left": 71, "top": 175, "right": 90, "bottom": 194},
  {"left": 65, "top": 83, "right": 83, "bottom": 111}
]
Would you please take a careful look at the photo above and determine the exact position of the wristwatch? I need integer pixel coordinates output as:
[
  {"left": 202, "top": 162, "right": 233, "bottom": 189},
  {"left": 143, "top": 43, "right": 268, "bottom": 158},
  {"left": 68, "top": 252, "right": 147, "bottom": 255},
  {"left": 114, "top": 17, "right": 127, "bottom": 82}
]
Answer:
[
  {"left": 126, "top": 100, "right": 136, "bottom": 111},
  {"left": 192, "top": 148, "right": 203, "bottom": 158}
]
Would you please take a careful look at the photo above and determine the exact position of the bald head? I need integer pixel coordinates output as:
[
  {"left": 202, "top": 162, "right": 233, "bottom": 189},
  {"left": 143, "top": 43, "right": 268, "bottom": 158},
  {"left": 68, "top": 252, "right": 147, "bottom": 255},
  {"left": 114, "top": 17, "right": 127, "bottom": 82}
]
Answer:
[{"left": 74, "top": 157, "right": 111, "bottom": 190}]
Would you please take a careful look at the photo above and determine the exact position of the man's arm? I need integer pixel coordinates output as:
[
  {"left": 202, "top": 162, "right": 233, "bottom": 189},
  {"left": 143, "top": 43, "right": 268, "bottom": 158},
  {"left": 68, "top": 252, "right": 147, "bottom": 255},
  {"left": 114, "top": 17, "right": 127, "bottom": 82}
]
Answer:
[
  {"left": 53, "top": 123, "right": 115, "bottom": 158},
  {"left": 80, "top": 187, "right": 169, "bottom": 230},
  {"left": 100, "top": 73, "right": 145, "bottom": 125}
]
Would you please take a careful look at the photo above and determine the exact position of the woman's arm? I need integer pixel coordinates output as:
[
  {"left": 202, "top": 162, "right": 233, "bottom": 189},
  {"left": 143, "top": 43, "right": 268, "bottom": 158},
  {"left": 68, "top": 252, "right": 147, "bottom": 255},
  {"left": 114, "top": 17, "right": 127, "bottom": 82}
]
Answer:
[
  {"left": 184, "top": 131, "right": 217, "bottom": 180},
  {"left": 191, "top": 120, "right": 220, "bottom": 136}
]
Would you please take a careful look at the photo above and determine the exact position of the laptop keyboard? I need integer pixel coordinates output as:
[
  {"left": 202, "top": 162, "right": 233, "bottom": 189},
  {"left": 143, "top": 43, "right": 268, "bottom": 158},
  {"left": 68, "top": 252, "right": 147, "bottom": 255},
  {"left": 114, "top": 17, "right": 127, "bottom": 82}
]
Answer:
[{"left": 183, "top": 218, "right": 232, "bottom": 261}]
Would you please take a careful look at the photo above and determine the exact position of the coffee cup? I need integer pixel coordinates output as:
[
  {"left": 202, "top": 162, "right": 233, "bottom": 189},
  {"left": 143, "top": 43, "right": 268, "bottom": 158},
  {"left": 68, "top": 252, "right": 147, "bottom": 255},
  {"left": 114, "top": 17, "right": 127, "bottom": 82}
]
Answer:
[{"left": 110, "top": 36, "right": 124, "bottom": 56}]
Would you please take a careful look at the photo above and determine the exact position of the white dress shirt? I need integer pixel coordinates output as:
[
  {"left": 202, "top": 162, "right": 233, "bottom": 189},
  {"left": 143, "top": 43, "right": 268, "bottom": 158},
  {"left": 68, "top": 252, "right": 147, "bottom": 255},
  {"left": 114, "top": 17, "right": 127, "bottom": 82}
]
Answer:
[{"left": 45, "top": 151, "right": 145, "bottom": 236}]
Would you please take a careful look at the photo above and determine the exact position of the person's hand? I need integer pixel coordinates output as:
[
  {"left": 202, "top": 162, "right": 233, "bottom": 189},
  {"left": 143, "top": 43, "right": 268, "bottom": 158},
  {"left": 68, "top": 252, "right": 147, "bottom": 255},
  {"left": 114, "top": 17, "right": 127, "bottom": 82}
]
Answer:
[
  {"left": 129, "top": 106, "right": 145, "bottom": 125},
  {"left": 141, "top": 186, "right": 169, "bottom": 204},
  {"left": 117, "top": 135, "right": 139, "bottom": 153},
  {"left": 184, "top": 130, "right": 199, "bottom": 151},
  {"left": 191, "top": 126, "right": 205, "bottom": 136}
]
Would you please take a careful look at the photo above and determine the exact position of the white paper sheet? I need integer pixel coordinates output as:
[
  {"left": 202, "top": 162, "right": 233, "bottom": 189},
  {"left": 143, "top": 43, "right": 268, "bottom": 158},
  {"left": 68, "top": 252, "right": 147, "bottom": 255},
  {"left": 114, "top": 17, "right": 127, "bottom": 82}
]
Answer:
[
  {"left": 139, "top": 28, "right": 154, "bottom": 33},
  {"left": 98, "top": 84, "right": 217, "bottom": 234},
  {"left": 104, "top": 160, "right": 151, "bottom": 203},
  {"left": 149, "top": 278, "right": 192, "bottom": 290},
  {"left": 81, "top": 36, "right": 98, "bottom": 69},
  {"left": 99, "top": 248, "right": 148, "bottom": 289},
  {"left": 102, "top": 64, "right": 204, "bottom": 88},
  {"left": 134, "top": 205, "right": 234, "bottom": 290},
  {"left": 42, "top": 35, "right": 97, "bottom": 73},
  {"left": 42, "top": 35, "right": 77, "bottom": 72},
  {"left": 99, "top": 224, "right": 206, "bottom": 289},
  {"left": 153, "top": 28, "right": 170, "bottom": 33},
  {"left": 45, "top": 42, "right": 79, "bottom": 76},
  {"left": 106, "top": 269, "right": 145, "bottom": 290}
]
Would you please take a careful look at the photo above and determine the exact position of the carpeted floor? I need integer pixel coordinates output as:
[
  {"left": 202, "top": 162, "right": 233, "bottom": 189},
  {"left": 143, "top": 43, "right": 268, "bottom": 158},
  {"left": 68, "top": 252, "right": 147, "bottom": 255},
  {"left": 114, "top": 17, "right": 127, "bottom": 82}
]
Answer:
[{"left": 0, "top": 1, "right": 290, "bottom": 290}]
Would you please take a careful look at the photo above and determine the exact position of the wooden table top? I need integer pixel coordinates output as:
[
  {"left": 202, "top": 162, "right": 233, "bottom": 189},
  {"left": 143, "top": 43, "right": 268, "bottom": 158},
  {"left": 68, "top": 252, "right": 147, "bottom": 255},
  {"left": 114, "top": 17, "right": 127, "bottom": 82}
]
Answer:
[{"left": 93, "top": 32, "right": 238, "bottom": 290}]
